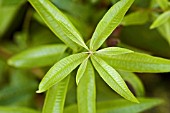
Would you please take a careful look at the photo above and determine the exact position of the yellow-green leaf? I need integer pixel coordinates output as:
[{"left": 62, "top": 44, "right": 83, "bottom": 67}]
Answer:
[
  {"left": 28, "top": 0, "right": 88, "bottom": 51},
  {"left": 37, "top": 53, "right": 88, "bottom": 93},
  {"left": 76, "top": 58, "right": 88, "bottom": 85},
  {"left": 90, "top": 0, "right": 134, "bottom": 51},
  {"left": 157, "top": 19, "right": 170, "bottom": 45},
  {"left": 64, "top": 98, "right": 163, "bottom": 113},
  {"left": 97, "top": 98, "right": 163, "bottom": 113},
  {"left": 77, "top": 60, "right": 96, "bottom": 113},
  {"left": 42, "top": 76, "right": 70, "bottom": 113},
  {"left": 122, "top": 10, "right": 149, "bottom": 26},
  {"left": 150, "top": 10, "right": 170, "bottom": 29},
  {"left": 156, "top": 0, "right": 169, "bottom": 10},
  {"left": 97, "top": 52, "right": 170, "bottom": 72},
  {"left": 91, "top": 55, "right": 138, "bottom": 103},
  {"left": 8, "top": 44, "right": 67, "bottom": 68},
  {"left": 96, "top": 47, "right": 133, "bottom": 56}
]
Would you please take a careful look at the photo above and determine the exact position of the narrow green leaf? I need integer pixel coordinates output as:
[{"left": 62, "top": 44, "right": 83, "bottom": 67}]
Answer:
[
  {"left": 150, "top": 10, "right": 170, "bottom": 29},
  {"left": 8, "top": 44, "right": 67, "bottom": 68},
  {"left": 0, "top": 6, "right": 19, "bottom": 37},
  {"left": 97, "top": 98, "right": 163, "bottom": 113},
  {"left": 28, "top": 0, "right": 88, "bottom": 51},
  {"left": 0, "top": 106, "right": 40, "bottom": 113},
  {"left": 76, "top": 58, "right": 88, "bottom": 85},
  {"left": 156, "top": 0, "right": 169, "bottom": 10},
  {"left": 121, "top": 10, "right": 149, "bottom": 26},
  {"left": 42, "top": 76, "right": 70, "bottom": 113},
  {"left": 51, "top": 0, "right": 90, "bottom": 22},
  {"left": 91, "top": 55, "right": 138, "bottom": 103},
  {"left": 90, "top": 0, "right": 134, "bottom": 51},
  {"left": 0, "top": 70, "right": 38, "bottom": 105},
  {"left": 117, "top": 70, "right": 145, "bottom": 97},
  {"left": 37, "top": 53, "right": 88, "bottom": 93},
  {"left": 97, "top": 52, "right": 170, "bottom": 72},
  {"left": 77, "top": 60, "right": 96, "bottom": 113},
  {"left": 95, "top": 73, "right": 121, "bottom": 101},
  {"left": 157, "top": 19, "right": 170, "bottom": 45},
  {"left": 96, "top": 47, "right": 133, "bottom": 56},
  {"left": 64, "top": 98, "right": 163, "bottom": 113}
]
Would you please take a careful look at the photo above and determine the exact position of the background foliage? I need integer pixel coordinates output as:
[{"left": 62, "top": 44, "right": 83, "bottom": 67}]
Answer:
[{"left": 0, "top": 0, "right": 170, "bottom": 113}]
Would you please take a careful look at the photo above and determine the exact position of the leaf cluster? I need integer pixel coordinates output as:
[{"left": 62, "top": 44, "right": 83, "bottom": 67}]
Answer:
[{"left": 1, "top": 0, "right": 170, "bottom": 113}]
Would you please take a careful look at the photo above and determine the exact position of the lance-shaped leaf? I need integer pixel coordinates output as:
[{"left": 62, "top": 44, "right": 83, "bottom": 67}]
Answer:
[
  {"left": 90, "top": 0, "right": 134, "bottom": 51},
  {"left": 117, "top": 70, "right": 145, "bottom": 97},
  {"left": 91, "top": 55, "right": 138, "bottom": 103},
  {"left": 97, "top": 52, "right": 170, "bottom": 72},
  {"left": 76, "top": 58, "right": 88, "bottom": 85},
  {"left": 77, "top": 60, "right": 96, "bottom": 113},
  {"left": 37, "top": 53, "right": 88, "bottom": 93},
  {"left": 96, "top": 47, "right": 133, "bottom": 56},
  {"left": 157, "top": 19, "right": 170, "bottom": 45},
  {"left": 28, "top": 0, "right": 88, "bottom": 51},
  {"left": 8, "top": 44, "right": 67, "bottom": 68},
  {"left": 150, "top": 10, "right": 170, "bottom": 29},
  {"left": 42, "top": 76, "right": 70, "bottom": 113},
  {"left": 64, "top": 98, "right": 163, "bottom": 113},
  {"left": 156, "top": 0, "right": 169, "bottom": 11},
  {"left": 0, "top": 106, "right": 40, "bottom": 113},
  {"left": 121, "top": 10, "right": 149, "bottom": 26},
  {"left": 97, "top": 98, "right": 163, "bottom": 113}
]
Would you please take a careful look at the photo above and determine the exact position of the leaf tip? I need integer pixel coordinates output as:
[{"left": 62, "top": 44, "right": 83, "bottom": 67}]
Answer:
[
  {"left": 132, "top": 98, "right": 140, "bottom": 103},
  {"left": 36, "top": 90, "right": 44, "bottom": 93},
  {"left": 150, "top": 25, "right": 155, "bottom": 29}
]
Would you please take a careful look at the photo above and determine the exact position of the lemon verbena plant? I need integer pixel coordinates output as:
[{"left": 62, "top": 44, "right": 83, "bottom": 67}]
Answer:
[{"left": 8, "top": 0, "right": 170, "bottom": 113}]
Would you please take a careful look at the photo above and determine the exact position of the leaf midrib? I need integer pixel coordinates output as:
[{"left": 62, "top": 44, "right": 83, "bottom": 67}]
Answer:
[
  {"left": 46, "top": 54, "right": 87, "bottom": 85},
  {"left": 98, "top": 54, "right": 170, "bottom": 64},
  {"left": 92, "top": 55, "right": 130, "bottom": 97},
  {"left": 39, "top": 1, "right": 86, "bottom": 49},
  {"left": 91, "top": 1, "right": 127, "bottom": 50}
]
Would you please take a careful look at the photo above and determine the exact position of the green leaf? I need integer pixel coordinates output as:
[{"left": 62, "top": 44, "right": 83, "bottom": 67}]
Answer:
[
  {"left": 76, "top": 58, "right": 88, "bottom": 85},
  {"left": 42, "top": 76, "right": 70, "bottom": 113},
  {"left": 90, "top": 0, "right": 134, "bottom": 51},
  {"left": 97, "top": 98, "right": 163, "bottom": 113},
  {"left": 8, "top": 44, "right": 67, "bottom": 68},
  {"left": 37, "top": 53, "right": 88, "bottom": 93},
  {"left": 0, "top": 6, "right": 18, "bottom": 37},
  {"left": 77, "top": 60, "right": 96, "bottom": 113},
  {"left": 28, "top": 0, "right": 88, "bottom": 51},
  {"left": 0, "top": 106, "right": 40, "bottom": 113},
  {"left": 150, "top": 10, "right": 170, "bottom": 29},
  {"left": 0, "top": 69, "right": 37, "bottom": 106},
  {"left": 157, "top": 19, "right": 170, "bottom": 45},
  {"left": 51, "top": 0, "right": 91, "bottom": 22},
  {"left": 64, "top": 98, "right": 163, "bottom": 113},
  {"left": 97, "top": 52, "right": 170, "bottom": 72},
  {"left": 156, "top": 0, "right": 169, "bottom": 10},
  {"left": 91, "top": 55, "right": 138, "bottom": 103},
  {"left": 121, "top": 10, "right": 149, "bottom": 26},
  {"left": 96, "top": 47, "right": 133, "bottom": 56},
  {"left": 117, "top": 70, "right": 145, "bottom": 97}
]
